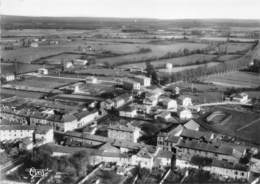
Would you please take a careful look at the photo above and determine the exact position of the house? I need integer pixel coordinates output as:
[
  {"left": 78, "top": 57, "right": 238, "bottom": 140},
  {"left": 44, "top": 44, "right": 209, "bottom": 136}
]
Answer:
[
  {"left": 180, "top": 129, "right": 214, "bottom": 141},
  {"left": 159, "top": 98, "right": 177, "bottom": 110},
  {"left": 64, "top": 61, "right": 73, "bottom": 68},
  {"left": 134, "top": 104, "right": 152, "bottom": 114},
  {"left": 34, "top": 125, "right": 54, "bottom": 144},
  {"left": 102, "top": 99, "right": 115, "bottom": 110},
  {"left": 179, "top": 109, "right": 192, "bottom": 120},
  {"left": 131, "top": 148, "right": 154, "bottom": 169},
  {"left": 74, "top": 59, "right": 88, "bottom": 65},
  {"left": 134, "top": 75, "right": 151, "bottom": 87},
  {"left": 119, "top": 105, "right": 137, "bottom": 118},
  {"left": 38, "top": 68, "right": 48, "bottom": 75},
  {"left": 184, "top": 119, "right": 200, "bottom": 131},
  {"left": 30, "top": 42, "right": 39, "bottom": 48},
  {"left": 230, "top": 93, "right": 249, "bottom": 104},
  {"left": 166, "top": 63, "right": 173, "bottom": 69},
  {"left": 123, "top": 79, "right": 141, "bottom": 90},
  {"left": 143, "top": 95, "right": 158, "bottom": 107},
  {"left": 0, "top": 125, "right": 34, "bottom": 141},
  {"left": 1, "top": 73, "right": 15, "bottom": 82},
  {"left": 181, "top": 97, "right": 193, "bottom": 108},
  {"left": 91, "top": 142, "right": 131, "bottom": 166},
  {"left": 108, "top": 124, "right": 141, "bottom": 143},
  {"left": 206, "top": 159, "right": 250, "bottom": 180},
  {"left": 155, "top": 111, "right": 172, "bottom": 122},
  {"left": 113, "top": 93, "right": 133, "bottom": 109},
  {"left": 157, "top": 125, "right": 183, "bottom": 151},
  {"left": 86, "top": 76, "right": 98, "bottom": 84},
  {"left": 176, "top": 139, "right": 239, "bottom": 164},
  {"left": 155, "top": 149, "right": 173, "bottom": 167},
  {"left": 176, "top": 157, "right": 249, "bottom": 181}
]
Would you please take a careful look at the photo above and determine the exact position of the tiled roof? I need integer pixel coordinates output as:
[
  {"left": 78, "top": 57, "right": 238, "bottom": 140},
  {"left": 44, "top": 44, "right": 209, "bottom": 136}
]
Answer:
[
  {"left": 180, "top": 129, "right": 213, "bottom": 140},
  {"left": 177, "top": 139, "right": 233, "bottom": 155}
]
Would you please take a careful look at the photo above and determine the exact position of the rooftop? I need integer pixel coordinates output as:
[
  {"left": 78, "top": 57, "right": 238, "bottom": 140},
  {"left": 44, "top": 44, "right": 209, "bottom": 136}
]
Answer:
[
  {"left": 180, "top": 128, "right": 213, "bottom": 141},
  {"left": 108, "top": 124, "right": 135, "bottom": 133},
  {"left": 177, "top": 139, "right": 234, "bottom": 155},
  {"left": 0, "top": 125, "right": 34, "bottom": 131}
]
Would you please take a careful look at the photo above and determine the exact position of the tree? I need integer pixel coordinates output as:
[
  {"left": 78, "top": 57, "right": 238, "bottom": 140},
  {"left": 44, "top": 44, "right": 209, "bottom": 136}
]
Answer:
[
  {"left": 145, "top": 61, "right": 158, "bottom": 84},
  {"left": 69, "top": 150, "right": 90, "bottom": 176}
]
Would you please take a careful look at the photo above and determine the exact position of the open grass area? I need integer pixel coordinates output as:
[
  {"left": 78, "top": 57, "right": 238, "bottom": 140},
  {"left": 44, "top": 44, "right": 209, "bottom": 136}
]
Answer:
[
  {"left": 205, "top": 106, "right": 260, "bottom": 145},
  {"left": 96, "top": 42, "right": 209, "bottom": 65},
  {"left": 203, "top": 71, "right": 260, "bottom": 88},
  {"left": 158, "top": 62, "right": 219, "bottom": 74},
  {"left": 119, "top": 54, "right": 217, "bottom": 69},
  {"left": 7, "top": 76, "right": 79, "bottom": 89}
]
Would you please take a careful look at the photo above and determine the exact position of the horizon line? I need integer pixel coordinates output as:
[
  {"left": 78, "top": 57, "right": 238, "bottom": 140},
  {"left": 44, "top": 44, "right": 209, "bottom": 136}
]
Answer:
[{"left": 2, "top": 14, "right": 260, "bottom": 21}]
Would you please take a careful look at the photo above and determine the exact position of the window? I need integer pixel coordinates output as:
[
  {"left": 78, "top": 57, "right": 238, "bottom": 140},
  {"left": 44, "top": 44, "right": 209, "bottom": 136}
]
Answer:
[
  {"left": 241, "top": 172, "right": 244, "bottom": 176},
  {"left": 235, "top": 171, "right": 238, "bottom": 175}
]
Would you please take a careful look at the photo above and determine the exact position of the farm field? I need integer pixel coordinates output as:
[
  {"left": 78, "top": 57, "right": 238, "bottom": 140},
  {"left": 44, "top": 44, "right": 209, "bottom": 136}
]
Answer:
[
  {"left": 167, "top": 82, "right": 227, "bottom": 104},
  {"left": 216, "top": 54, "right": 241, "bottom": 61},
  {"left": 7, "top": 75, "right": 79, "bottom": 89},
  {"left": 119, "top": 54, "right": 217, "bottom": 69},
  {"left": 203, "top": 71, "right": 260, "bottom": 88},
  {"left": 0, "top": 63, "right": 44, "bottom": 74},
  {"left": 0, "top": 88, "right": 47, "bottom": 99},
  {"left": 218, "top": 42, "right": 253, "bottom": 53},
  {"left": 158, "top": 62, "right": 219, "bottom": 74},
  {"left": 2, "top": 45, "right": 76, "bottom": 63},
  {"left": 96, "top": 42, "right": 209, "bottom": 65}
]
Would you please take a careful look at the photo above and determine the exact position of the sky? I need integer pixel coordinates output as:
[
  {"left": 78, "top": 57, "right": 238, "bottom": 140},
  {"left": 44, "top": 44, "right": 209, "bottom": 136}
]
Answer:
[{"left": 1, "top": 0, "right": 260, "bottom": 19}]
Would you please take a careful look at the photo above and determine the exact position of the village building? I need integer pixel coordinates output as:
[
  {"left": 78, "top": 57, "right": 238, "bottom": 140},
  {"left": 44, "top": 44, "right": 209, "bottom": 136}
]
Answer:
[
  {"left": 73, "top": 59, "right": 88, "bottom": 65},
  {"left": 30, "top": 42, "right": 39, "bottom": 48},
  {"left": 86, "top": 76, "right": 98, "bottom": 84},
  {"left": 101, "top": 99, "right": 115, "bottom": 110},
  {"left": 230, "top": 93, "right": 249, "bottom": 104},
  {"left": 38, "top": 68, "right": 48, "bottom": 75},
  {"left": 181, "top": 97, "right": 193, "bottom": 108},
  {"left": 108, "top": 124, "right": 141, "bottom": 143},
  {"left": 131, "top": 148, "right": 155, "bottom": 169},
  {"left": 91, "top": 143, "right": 131, "bottom": 166},
  {"left": 134, "top": 75, "right": 151, "bottom": 87},
  {"left": 155, "top": 149, "right": 173, "bottom": 168},
  {"left": 155, "top": 111, "right": 173, "bottom": 122},
  {"left": 1, "top": 73, "right": 15, "bottom": 82},
  {"left": 119, "top": 105, "right": 138, "bottom": 118},
  {"left": 176, "top": 157, "right": 249, "bottom": 181},
  {"left": 166, "top": 63, "right": 173, "bottom": 69},
  {"left": 122, "top": 79, "right": 141, "bottom": 90},
  {"left": 179, "top": 109, "right": 193, "bottom": 120},
  {"left": 113, "top": 93, "right": 133, "bottom": 109},
  {"left": 0, "top": 125, "right": 34, "bottom": 141},
  {"left": 184, "top": 119, "right": 201, "bottom": 131},
  {"left": 34, "top": 125, "right": 54, "bottom": 144},
  {"left": 159, "top": 98, "right": 178, "bottom": 110},
  {"left": 176, "top": 139, "right": 240, "bottom": 164}
]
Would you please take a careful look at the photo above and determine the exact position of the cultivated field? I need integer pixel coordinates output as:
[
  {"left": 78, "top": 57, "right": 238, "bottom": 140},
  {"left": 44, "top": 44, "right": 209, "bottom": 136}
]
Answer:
[
  {"left": 96, "top": 42, "right": 209, "bottom": 65},
  {"left": 203, "top": 71, "right": 260, "bottom": 88},
  {"left": 119, "top": 54, "right": 217, "bottom": 69},
  {"left": 7, "top": 76, "right": 79, "bottom": 89},
  {"left": 158, "top": 62, "right": 219, "bottom": 74}
]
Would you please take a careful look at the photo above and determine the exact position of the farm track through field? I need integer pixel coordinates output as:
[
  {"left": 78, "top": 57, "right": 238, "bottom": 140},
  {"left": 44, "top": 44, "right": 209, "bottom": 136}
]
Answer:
[{"left": 236, "top": 118, "right": 260, "bottom": 132}]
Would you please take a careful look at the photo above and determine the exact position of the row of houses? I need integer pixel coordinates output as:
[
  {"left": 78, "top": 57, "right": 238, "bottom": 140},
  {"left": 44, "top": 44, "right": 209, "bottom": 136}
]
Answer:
[
  {"left": 0, "top": 122, "right": 54, "bottom": 145},
  {"left": 101, "top": 93, "right": 133, "bottom": 110},
  {"left": 0, "top": 97, "right": 100, "bottom": 132},
  {"left": 156, "top": 119, "right": 252, "bottom": 181}
]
